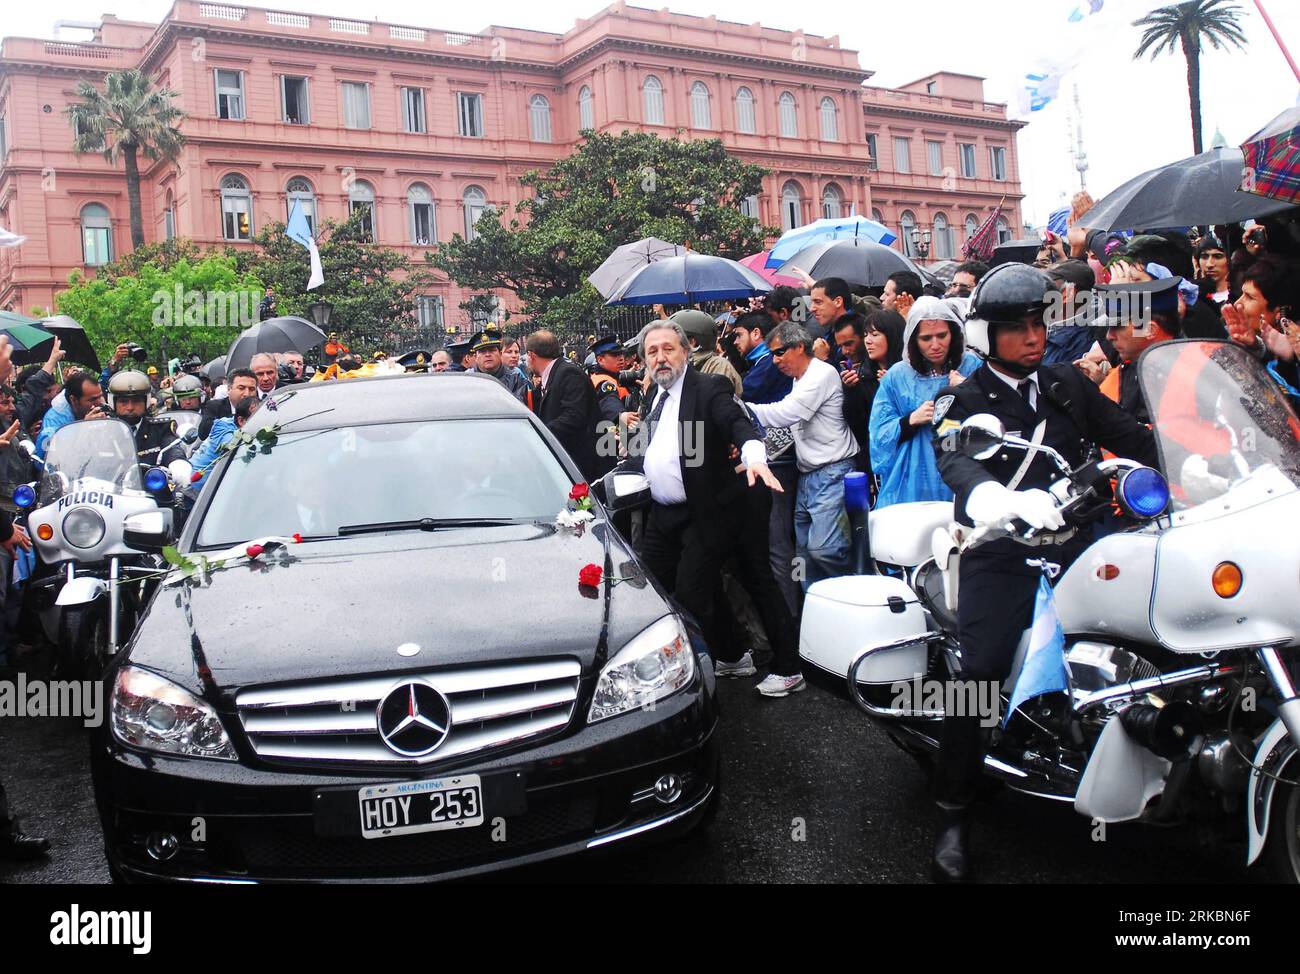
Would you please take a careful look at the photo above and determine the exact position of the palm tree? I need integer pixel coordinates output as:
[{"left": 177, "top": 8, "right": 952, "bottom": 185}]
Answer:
[
  {"left": 67, "top": 69, "right": 186, "bottom": 250},
  {"left": 1133, "top": 1, "right": 1248, "bottom": 155}
]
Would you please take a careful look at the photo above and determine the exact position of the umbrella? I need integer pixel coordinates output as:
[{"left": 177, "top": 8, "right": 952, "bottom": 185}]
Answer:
[
  {"left": 0, "top": 310, "right": 56, "bottom": 362},
  {"left": 739, "top": 251, "right": 804, "bottom": 288},
  {"left": 203, "top": 355, "right": 226, "bottom": 382},
  {"left": 604, "top": 253, "right": 771, "bottom": 306},
  {"left": 765, "top": 216, "right": 897, "bottom": 268},
  {"left": 587, "top": 237, "right": 683, "bottom": 298},
  {"left": 775, "top": 238, "right": 916, "bottom": 289},
  {"left": 224, "top": 316, "right": 325, "bottom": 369},
  {"left": 1078, "top": 147, "right": 1295, "bottom": 231},
  {"left": 37, "top": 314, "right": 100, "bottom": 371},
  {"left": 927, "top": 260, "right": 960, "bottom": 285},
  {"left": 990, "top": 238, "right": 1044, "bottom": 267},
  {"left": 1240, "top": 106, "right": 1300, "bottom": 205}
]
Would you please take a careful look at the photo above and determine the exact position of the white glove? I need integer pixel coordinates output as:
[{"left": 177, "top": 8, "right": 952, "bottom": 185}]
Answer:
[
  {"left": 1179, "top": 455, "right": 1229, "bottom": 505},
  {"left": 965, "top": 482, "right": 1066, "bottom": 532}
]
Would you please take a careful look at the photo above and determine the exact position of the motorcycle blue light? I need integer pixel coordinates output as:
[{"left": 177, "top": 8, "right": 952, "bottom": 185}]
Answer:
[
  {"left": 12, "top": 484, "right": 35, "bottom": 509},
  {"left": 143, "top": 467, "right": 169, "bottom": 493},
  {"left": 1118, "top": 467, "right": 1170, "bottom": 519},
  {"left": 844, "top": 472, "right": 870, "bottom": 512}
]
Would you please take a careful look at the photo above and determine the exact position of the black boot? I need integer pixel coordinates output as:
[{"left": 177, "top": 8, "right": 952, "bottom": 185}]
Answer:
[
  {"left": 0, "top": 830, "right": 51, "bottom": 861},
  {"left": 930, "top": 801, "right": 973, "bottom": 883}
]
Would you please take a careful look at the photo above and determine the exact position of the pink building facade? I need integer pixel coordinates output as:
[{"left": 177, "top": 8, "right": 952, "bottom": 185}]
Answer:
[{"left": 0, "top": 1, "right": 1024, "bottom": 329}]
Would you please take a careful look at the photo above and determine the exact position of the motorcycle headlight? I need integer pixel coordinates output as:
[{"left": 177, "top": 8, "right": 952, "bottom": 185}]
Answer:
[
  {"left": 62, "top": 507, "right": 105, "bottom": 549},
  {"left": 111, "top": 666, "right": 237, "bottom": 760},
  {"left": 588, "top": 614, "right": 695, "bottom": 723}
]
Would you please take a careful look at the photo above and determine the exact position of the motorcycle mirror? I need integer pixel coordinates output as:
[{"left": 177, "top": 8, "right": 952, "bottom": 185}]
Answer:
[
  {"left": 182, "top": 428, "right": 200, "bottom": 444},
  {"left": 957, "top": 414, "right": 1006, "bottom": 461},
  {"left": 167, "top": 459, "right": 193, "bottom": 485},
  {"left": 18, "top": 439, "right": 36, "bottom": 458}
]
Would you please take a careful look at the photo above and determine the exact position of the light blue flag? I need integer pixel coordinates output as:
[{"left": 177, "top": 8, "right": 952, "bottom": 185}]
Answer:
[
  {"left": 286, "top": 200, "right": 324, "bottom": 290},
  {"left": 1047, "top": 206, "right": 1070, "bottom": 235},
  {"left": 1002, "top": 575, "right": 1070, "bottom": 728}
]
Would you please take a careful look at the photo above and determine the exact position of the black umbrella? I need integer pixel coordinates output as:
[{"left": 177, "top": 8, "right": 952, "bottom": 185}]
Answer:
[
  {"left": 225, "top": 316, "right": 325, "bottom": 369},
  {"left": 776, "top": 238, "right": 917, "bottom": 289},
  {"left": 1078, "top": 146, "right": 1295, "bottom": 232},
  {"left": 36, "top": 314, "right": 100, "bottom": 371},
  {"left": 990, "top": 238, "right": 1043, "bottom": 267},
  {"left": 203, "top": 355, "right": 226, "bottom": 382}
]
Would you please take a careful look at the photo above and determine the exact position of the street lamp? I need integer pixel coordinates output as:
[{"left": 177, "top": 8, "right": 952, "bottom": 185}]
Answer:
[
  {"left": 910, "top": 227, "right": 933, "bottom": 262},
  {"left": 308, "top": 300, "right": 333, "bottom": 330}
]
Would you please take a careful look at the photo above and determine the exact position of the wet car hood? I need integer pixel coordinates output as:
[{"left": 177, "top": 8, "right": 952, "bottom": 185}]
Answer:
[{"left": 124, "top": 523, "right": 671, "bottom": 698}]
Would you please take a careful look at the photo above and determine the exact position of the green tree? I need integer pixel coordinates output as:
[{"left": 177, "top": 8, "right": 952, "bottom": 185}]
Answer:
[
  {"left": 55, "top": 253, "right": 264, "bottom": 367},
  {"left": 432, "top": 131, "right": 776, "bottom": 332},
  {"left": 67, "top": 69, "right": 187, "bottom": 249},
  {"left": 232, "top": 211, "right": 437, "bottom": 354},
  {"left": 1133, "top": 0, "right": 1248, "bottom": 155}
]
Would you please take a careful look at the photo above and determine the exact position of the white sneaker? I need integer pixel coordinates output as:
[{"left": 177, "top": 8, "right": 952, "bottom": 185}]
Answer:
[
  {"left": 756, "top": 673, "right": 806, "bottom": 697},
  {"left": 714, "top": 652, "right": 757, "bottom": 678}
]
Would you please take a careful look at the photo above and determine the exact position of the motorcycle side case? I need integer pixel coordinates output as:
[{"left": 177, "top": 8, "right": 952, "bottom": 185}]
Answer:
[
  {"left": 800, "top": 575, "right": 930, "bottom": 683},
  {"left": 868, "top": 502, "right": 953, "bottom": 568}
]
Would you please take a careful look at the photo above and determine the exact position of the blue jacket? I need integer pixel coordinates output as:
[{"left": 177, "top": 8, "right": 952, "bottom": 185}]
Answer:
[
  {"left": 35, "top": 400, "right": 75, "bottom": 459},
  {"left": 741, "top": 344, "right": 793, "bottom": 405},
  {"left": 191, "top": 418, "right": 237, "bottom": 486}
]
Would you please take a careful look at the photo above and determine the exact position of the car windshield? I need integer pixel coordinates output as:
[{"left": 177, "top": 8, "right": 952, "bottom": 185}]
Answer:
[
  {"left": 1138, "top": 340, "right": 1300, "bottom": 511},
  {"left": 39, "top": 420, "right": 143, "bottom": 505},
  {"left": 195, "top": 418, "right": 575, "bottom": 547}
]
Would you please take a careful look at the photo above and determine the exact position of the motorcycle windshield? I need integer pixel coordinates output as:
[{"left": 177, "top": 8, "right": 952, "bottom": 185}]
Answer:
[
  {"left": 39, "top": 420, "right": 143, "bottom": 505},
  {"left": 1137, "top": 339, "right": 1300, "bottom": 511}
]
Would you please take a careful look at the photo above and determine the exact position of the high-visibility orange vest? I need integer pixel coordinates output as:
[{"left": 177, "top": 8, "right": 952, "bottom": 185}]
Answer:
[{"left": 590, "top": 371, "right": 629, "bottom": 401}]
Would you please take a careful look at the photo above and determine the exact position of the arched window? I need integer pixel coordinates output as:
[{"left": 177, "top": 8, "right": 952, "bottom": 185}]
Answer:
[
  {"left": 965, "top": 213, "right": 980, "bottom": 243},
  {"left": 286, "top": 177, "right": 317, "bottom": 236},
  {"left": 689, "top": 81, "right": 711, "bottom": 129},
  {"left": 778, "top": 91, "right": 798, "bottom": 138},
  {"left": 996, "top": 216, "right": 1011, "bottom": 244},
  {"left": 899, "top": 210, "right": 917, "bottom": 257},
  {"left": 529, "top": 94, "right": 552, "bottom": 143},
  {"left": 348, "top": 179, "right": 375, "bottom": 242},
  {"left": 407, "top": 182, "right": 435, "bottom": 246},
  {"left": 220, "top": 174, "right": 252, "bottom": 241},
  {"left": 781, "top": 180, "right": 803, "bottom": 231},
  {"left": 735, "top": 87, "right": 756, "bottom": 135},
  {"left": 578, "top": 85, "right": 594, "bottom": 131},
  {"left": 643, "top": 75, "right": 665, "bottom": 125},
  {"left": 463, "top": 185, "right": 488, "bottom": 241},
  {"left": 871, "top": 207, "right": 885, "bottom": 225},
  {"left": 933, "top": 212, "right": 954, "bottom": 260},
  {"left": 163, "top": 190, "right": 175, "bottom": 241},
  {"left": 819, "top": 96, "right": 838, "bottom": 141},
  {"left": 821, "top": 183, "right": 843, "bottom": 220},
  {"left": 80, "top": 203, "right": 112, "bottom": 265}
]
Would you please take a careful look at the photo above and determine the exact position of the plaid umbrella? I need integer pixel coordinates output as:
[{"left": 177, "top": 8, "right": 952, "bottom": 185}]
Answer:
[
  {"left": 963, "top": 198, "right": 1005, "bottom": 262},
  {"left": 1241, "top": 106, "right": 1300, "bottom": 205}
]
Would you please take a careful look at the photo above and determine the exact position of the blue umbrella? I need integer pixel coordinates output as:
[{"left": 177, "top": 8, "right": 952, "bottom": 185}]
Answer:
[
  {"left": 1046, "top": 206, "right": 1070, "bottom": 235},
  {"left": 766, "top": 216, "right": 898, "bottom": 268},
  {"left": 604, "top": 253, "right": 772, "bottom": 306}
]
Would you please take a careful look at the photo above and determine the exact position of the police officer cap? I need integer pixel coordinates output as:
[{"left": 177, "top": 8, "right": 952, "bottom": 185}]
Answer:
[
  {"left": 588, "top": 333, "right": 622, "bottom": 357},
  {"left": 470, "top": 328, "right": 503, "bottom": 352},
  {"left": 109, "top": 370, "right": 151, "bottom": 396},
  {"left": 1096, "top": 276, "right": 1181, "bottom": 321},
  {"left": 399, "top": 349, "right": 431, "bottom": 370},
  {"left": 668, "top": 309, "right": 718, "bottom": 347}
]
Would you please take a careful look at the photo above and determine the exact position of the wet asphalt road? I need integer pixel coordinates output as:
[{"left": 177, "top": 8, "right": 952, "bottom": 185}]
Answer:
[{"left": 0, "top": 659, "right": 1261, "bottom": 885}]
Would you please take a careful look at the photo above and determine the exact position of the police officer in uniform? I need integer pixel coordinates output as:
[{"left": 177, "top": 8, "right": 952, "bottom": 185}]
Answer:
[
  {"left": 588, "top": 333, "right": 637, "bottom": 450},
  {"left": 107, "top": 371, "right": 187, "bottom": 468},
  {"left": 468, "top": 328, "right": 531, "bottom": 405},
  {"left": 928, "top": 263, "right": 1158, "bottom": 883},
  {"left": 167, "top": 373, "right": 204, "bottom": 411},
  {"left": 399, "top": 350, "right": 431, "bottom": 373}
]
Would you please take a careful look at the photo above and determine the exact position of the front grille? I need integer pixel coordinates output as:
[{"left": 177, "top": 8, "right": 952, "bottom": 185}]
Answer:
[{"left": 236, "top": 659, "right": 582, "bottom": 766}]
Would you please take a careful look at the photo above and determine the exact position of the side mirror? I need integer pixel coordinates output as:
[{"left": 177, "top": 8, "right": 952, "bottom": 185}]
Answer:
[
  {"left": 182, "top": 428, "right": 200, "bottom": 444},
  {"left": 600, "top": 469, "right": 652, "bottom": 513},
  {"left": 957, "top": 413, "right": 1006, "bottom": 460},
  {"left": 123, "top": 510, "right": 175, "bottom": 552}
]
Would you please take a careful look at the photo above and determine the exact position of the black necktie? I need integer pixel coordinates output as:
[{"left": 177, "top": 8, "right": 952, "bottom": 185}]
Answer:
[
  {"left": 1018, "top": 379, "right": 1034, "bottom": 409},
  {"left": 646, "top": 389, "right": 670, "bottom": 442}
]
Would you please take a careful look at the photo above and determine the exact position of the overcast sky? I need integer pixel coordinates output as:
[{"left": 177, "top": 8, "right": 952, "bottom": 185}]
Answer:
[{"left": 7, "top": 0, "right": 1298, "bottom": 225}]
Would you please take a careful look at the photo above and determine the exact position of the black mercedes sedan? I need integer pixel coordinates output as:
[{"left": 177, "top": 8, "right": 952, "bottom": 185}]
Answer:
[{"left": 91, "top": 372, "right": 719, "bottom": 882}]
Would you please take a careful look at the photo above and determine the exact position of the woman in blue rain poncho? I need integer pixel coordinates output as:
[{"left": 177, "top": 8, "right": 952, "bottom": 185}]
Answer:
[{"left": 868, "top": 296, "right": 982, "bottom": 508}]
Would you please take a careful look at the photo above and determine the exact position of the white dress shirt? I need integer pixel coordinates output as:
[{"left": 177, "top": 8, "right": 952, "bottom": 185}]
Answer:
[
  {"left": 643, "top": 369, "right": 765, "bottom": 505},
  {"left": 988, "top": 365, "right": 1039, "bottom": 411}
]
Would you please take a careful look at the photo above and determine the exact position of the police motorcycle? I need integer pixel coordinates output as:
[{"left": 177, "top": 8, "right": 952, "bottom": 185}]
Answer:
[
  {"left": 19, "top": 420, "right": 191, "bottom": 681},
  {"left": 801, "top": 339, "right": 1300, "bottom": 882}
]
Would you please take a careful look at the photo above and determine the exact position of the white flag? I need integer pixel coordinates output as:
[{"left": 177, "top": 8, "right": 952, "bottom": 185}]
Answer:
[
  {"left": 285, "top": 201, "right": 324, "bottom": 290},
  {"left": 0, "top": 226, "right": 26, "bottom": 248}
]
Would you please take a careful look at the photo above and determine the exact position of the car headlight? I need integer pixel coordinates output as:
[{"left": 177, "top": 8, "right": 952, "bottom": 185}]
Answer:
[
  {"left": 588, "top": 614, "right": 695, "bottom": 723},
  {"left": 63, "top": 507, "right": 105, "bottom": 549},
  {"left": 111, "top": 666, "right": 237, "bottom": 760}
]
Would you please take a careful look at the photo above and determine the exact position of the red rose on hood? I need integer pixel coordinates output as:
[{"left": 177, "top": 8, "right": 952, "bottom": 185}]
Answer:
[
  {"left": 245, "top": 544, "right": 265, "bottom": 559},
  {"left": 569, "top": 483, "right": 590, "bottom": 501},
  {"left": 578, "top": 563, "right": 603, "bottom": 587}
]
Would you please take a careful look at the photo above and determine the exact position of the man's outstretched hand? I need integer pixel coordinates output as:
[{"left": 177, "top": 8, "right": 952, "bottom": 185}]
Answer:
[{"left": 746, "top": 461, "right": 783, "bottom": 492}]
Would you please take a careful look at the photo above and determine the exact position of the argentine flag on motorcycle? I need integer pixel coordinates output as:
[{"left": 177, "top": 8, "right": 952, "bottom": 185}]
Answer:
[{"left": 1002, "top": 576, "right": 1070, "bottom": 728}]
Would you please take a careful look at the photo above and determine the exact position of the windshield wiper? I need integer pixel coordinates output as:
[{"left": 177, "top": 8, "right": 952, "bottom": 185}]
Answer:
[{"left": 337, "top": 517, "right": 518, "bottom": 536}]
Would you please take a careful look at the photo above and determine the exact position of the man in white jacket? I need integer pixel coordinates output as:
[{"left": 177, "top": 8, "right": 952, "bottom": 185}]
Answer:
[{"left": 748, "top": 321, "right": 859, "bottom": 590}]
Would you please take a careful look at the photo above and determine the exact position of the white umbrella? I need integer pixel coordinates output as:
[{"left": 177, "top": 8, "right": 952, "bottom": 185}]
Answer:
[{"left": 587, "top": 238, "right": 683, "bottom": 298}]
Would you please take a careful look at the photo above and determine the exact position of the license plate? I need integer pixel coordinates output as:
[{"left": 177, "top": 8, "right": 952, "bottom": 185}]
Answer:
[{"left": 357, "top": 774, "right": 484, "bottom": 839}]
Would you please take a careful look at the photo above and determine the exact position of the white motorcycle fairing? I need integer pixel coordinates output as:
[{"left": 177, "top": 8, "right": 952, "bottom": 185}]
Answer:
[
  {"left": 1073, "top": 716, "right": 1172, "bottom": 822},
  {"left": 868, "top": 502, "right": 953, "bottom": 567},
  {"left": 55, "top": 576, "right": 108, "bottom": 607},
  {"left": 1246, "top": 718, "right": 1298, "bottom": 866}
]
